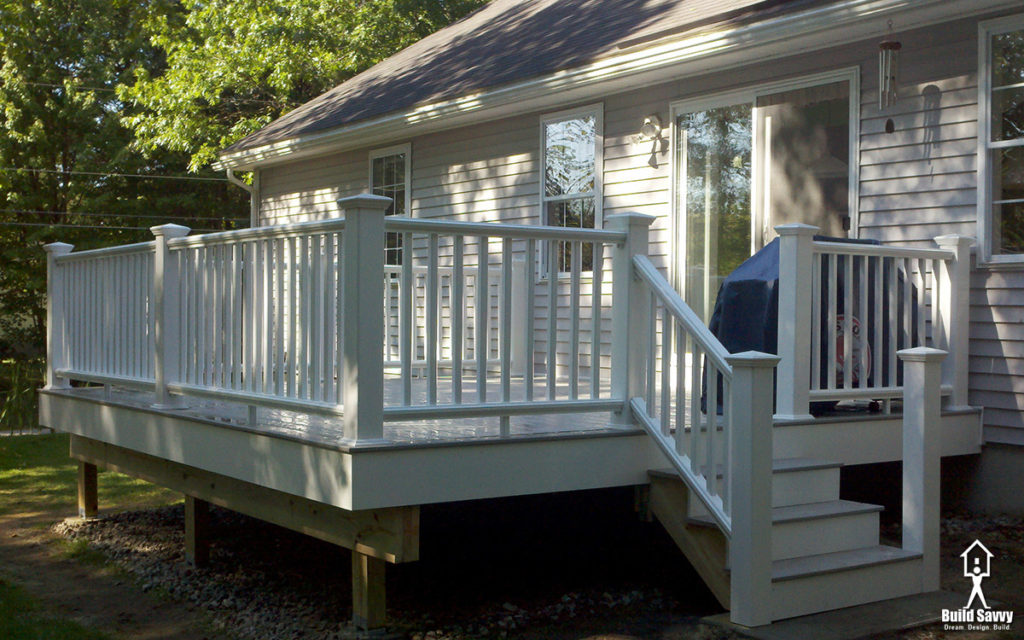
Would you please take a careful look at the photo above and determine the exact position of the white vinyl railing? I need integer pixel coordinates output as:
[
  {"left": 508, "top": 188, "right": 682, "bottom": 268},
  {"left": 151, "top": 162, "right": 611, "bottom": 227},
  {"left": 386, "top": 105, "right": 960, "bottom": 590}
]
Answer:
[
  {"left": 775, "top": 224, "right": 972, "bottom": 419},
  {"left": 380, "top": 216, "right": 625, "bottom": 426},
  {"left": 43, "top": 195, "right": 632, "bottom": 438},
  {"left": 46, "top": 242, "right": 156, "bottom": 388}
]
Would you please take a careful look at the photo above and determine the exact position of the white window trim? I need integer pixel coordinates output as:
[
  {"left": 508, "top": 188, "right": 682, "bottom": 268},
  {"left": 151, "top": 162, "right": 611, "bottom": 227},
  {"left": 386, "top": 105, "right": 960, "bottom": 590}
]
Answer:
[
  {"left": 539, "top": 104, "right": 604, "bottom": 230},
  {"left": 668, "top": 67, "right": 860, "bottom": 290},
  {"left": 978, "top": 13, "right": 1024, "bottom": 266},
  {"left": 368, "top": 142, "right": 412, "bottom": 217}
]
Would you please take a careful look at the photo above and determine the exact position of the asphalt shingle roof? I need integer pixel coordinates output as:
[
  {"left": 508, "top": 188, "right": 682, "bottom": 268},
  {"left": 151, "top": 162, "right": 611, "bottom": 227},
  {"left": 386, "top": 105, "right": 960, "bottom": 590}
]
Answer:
[{"left": 225, "top": 0, "right": 816, "bottom": 153}]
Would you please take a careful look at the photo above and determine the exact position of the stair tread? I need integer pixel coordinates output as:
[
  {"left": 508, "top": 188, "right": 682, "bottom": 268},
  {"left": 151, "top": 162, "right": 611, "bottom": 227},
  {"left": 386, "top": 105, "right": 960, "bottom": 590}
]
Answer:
[
  {"left": 688, "top": 499, "right": 882, "bottom": 528},
  {"left": 648, "top": 457, "right": 840, "bottom": 481},
  {"left": 773, "top": 499, "right": 883, "bottom": 523},
  {"left": 772, "top": 545, "right": 922, "bottom": 582}
]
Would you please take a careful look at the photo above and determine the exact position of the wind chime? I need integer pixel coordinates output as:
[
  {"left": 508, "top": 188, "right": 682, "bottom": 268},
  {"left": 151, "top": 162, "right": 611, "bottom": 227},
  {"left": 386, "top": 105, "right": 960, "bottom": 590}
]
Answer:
[{"left": 879, "top": 20, "right": 901, "bottom": 133}]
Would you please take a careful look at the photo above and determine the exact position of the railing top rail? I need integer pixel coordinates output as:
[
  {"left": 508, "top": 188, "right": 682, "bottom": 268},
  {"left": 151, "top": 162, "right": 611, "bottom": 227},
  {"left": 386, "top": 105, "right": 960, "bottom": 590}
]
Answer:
[
  {"left": 811, "top": 240, "right": 953, "bottom": 261},
  {"left": 632, "top": 255, "right": 733, "bottom": 376},
  {"left": 56, "top": 241, "right": 156, "bottom": 263},
  {"left": 386, "top": 218, "right": 627, "bottom": 243},
  {"left": 168, "top": 217, "right": 348, "bottom": 248}
]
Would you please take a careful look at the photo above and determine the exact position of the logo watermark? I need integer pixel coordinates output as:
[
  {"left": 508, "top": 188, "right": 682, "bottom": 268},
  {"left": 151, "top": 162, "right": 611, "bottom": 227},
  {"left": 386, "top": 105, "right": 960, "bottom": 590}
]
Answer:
[{"left": 941, "top": 540, "right": 1014, "bottom": 632}]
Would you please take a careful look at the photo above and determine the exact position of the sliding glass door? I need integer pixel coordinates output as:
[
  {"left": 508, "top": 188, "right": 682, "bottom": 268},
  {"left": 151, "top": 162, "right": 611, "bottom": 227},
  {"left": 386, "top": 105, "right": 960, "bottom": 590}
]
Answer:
[{"left": 673, "top": 77, "right": 852, "bottom": 323}]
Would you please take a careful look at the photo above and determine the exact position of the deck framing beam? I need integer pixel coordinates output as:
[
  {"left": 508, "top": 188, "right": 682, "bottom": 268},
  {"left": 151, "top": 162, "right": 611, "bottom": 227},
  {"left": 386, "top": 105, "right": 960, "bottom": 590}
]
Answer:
[{"left": 68, "top": 435, "right": 419, "bottom": 564}]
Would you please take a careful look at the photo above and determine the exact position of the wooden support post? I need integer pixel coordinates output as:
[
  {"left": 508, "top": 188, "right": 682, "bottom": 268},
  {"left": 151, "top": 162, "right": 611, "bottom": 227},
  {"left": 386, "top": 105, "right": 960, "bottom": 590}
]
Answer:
[
  {"left": 151, "top": 223, "right": 191, "bottom": 409},
  {"left": 352, "top": 550, "right": 386, "bottom": 630},
  {"left": 184, "top": 495, "right": 211, "bottom": 567},
  {"left": 337, "top": 194, "right": 391, "bottom": 444},
  {"left": 77, "top": 461, "right": 98, "bottom": 518},
  {"left": 606, "top": 212, "right": 655, "bottom": 425},
  {"left": 899, "top": 346, "right": 945, "bottom": 592},
  {"left": 774, "top": 223, "right": 817, "bottom": 422},
  {"left": 43, "top": 242, "right": 74, "bottom": 390},
  {"left": 933, "top": 235, "right": 972, "bottom": 410},
  {"left": 727, "top": 350, "right": 779, "bottom": 628}
]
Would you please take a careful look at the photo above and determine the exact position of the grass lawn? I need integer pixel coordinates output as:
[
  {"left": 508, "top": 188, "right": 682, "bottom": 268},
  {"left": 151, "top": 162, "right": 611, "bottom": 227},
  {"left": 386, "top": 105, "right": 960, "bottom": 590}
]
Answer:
[
  {"left": 0, "top": 578, "right": 111, "bottom": 640},
  {"left": 0, "top": 432, "right": 179, "bottom": 519}
]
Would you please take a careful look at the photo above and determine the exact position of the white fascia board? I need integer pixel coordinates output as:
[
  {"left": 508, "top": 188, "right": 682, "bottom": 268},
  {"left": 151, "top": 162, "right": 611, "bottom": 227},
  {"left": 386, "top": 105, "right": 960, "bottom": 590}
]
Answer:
[{"left": 216, "top": 0, "right": 1019, "bottom": 171}]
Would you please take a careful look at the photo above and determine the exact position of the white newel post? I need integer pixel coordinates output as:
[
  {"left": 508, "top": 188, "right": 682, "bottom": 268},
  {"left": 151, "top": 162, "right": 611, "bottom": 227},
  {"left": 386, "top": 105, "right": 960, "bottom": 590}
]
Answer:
[
  {"left": 934, "top": 235, "right": 972, "bottom": 410},
  {"left": 43, "top": 242, "right": 74, "bottom": 389},
  {"left": 606, "top": 213, "right": 655, "bottom": 424},
  {"left": 510, "top": 256, "right": 527, "bottom": 377},
  {"left": 774, "top": 223, "right": 817, "bottom": 422},
  {"left": 151, "top": 224, "right": 191, "bottom": 409},
  {"left": 728, "top": 351, "right": 779, "bottom": 628},
  {"left": 899, "top": 347, "right": 945, "bottom": 592},
  {"left": 339, "top": 194, "right": 391, "bottom": 443}
]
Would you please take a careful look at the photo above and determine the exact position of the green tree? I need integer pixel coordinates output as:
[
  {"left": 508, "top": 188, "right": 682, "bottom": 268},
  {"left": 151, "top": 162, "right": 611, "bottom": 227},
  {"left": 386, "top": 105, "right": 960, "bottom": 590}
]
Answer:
[
  {"left": 120, "top": 0, "right": 487, "bottom": 171},
  {"left": 0, "top": 0, "right": 246, "bottom": 355}
]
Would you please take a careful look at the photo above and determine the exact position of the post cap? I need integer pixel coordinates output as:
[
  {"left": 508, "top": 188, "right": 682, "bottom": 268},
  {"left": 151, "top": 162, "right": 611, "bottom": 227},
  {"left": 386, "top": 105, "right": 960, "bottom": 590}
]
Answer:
[
  {"left": 604, "top": 212, "right": 656, "bottom": 228},
  {"left": 43, "top": 242, "right": 74, "bottom": 255},
  {"left": 150, "top": 223, "right": 191, "bottom": 239},
  {"left": 726, "top": 350, "right": 781, "bottom": 368},
  {"left": 934, "top": 235, "right": 974, "bottom": 250},
  {"left": 337, "top": 193, "right": 393, "bottom": 211},
  {"left": 774, "top": 223, "right": 819, "bottom": 237},
  {"left": 897, "top": 346, "right": 947, "bottom": 363}
]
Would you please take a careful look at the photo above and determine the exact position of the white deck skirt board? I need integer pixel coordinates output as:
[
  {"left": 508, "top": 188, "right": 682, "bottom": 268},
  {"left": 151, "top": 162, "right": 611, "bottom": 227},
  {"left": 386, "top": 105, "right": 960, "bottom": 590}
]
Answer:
[
  {"left": 38, "top": 389, "right": 661, "bottom": 511},
  {"left": 772, "top": 409, "right": 982, "bottom": 465}
]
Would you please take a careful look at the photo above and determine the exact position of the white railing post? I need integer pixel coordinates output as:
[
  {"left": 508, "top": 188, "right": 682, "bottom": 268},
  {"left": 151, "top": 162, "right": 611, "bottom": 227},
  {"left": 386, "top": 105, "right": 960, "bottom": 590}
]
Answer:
[
  {"left": 510, "top": 256, "right": 527, "bottom": 377},
  {"left": 43, "top": 242, "right": 74, "bottom": 390},
  {"left": 606, "top": 213, "right": 655, "bottom": 424},
  {"left": 339, "top": 194, "right": 391, "bottom": 443},
  {"left": 898, "top": 346, "right": 945, "bottom": 591},
  {"left": 934, "top": 235, "right": 972, "bottom": 410},
  {"left": 151, "top": 224, "right": 191, "bottom": 409},
  {"left": 727, "top": 350, "right": 779, "bottom": 628},
  {"left": 774, "top": 223, "right": 818, "bottom": 421}
]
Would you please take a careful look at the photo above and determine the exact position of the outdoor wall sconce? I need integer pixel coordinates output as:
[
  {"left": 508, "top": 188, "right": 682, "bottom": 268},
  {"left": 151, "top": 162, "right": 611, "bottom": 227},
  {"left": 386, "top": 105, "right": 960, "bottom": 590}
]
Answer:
[
  {"left": 879, "top": 20, "right": 901, "bottom": 133},
  {"left": 634, "top": 114, "right": 666, "bottom": 168}
]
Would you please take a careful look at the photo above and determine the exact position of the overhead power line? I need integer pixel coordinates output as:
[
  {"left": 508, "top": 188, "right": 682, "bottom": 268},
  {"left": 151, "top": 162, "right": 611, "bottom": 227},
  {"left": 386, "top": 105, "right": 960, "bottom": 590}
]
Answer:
[
  {"left": 0, "top": 167, "right": 228, "bottom": 182},
  {"left": 0, "top": 208, "right": 246, "bottom": 223},
  {"left": 18, "top": 81, "right": 117, "bottom": 92},
  {"left": 0, "top": 221, "right": 227, "bottom": 232}
]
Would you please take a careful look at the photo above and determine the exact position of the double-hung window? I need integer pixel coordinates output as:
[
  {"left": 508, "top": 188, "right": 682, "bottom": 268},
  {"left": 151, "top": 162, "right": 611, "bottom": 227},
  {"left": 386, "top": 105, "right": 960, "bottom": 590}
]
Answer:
[
  {"left": 980, "top": 15, "right": 1024, "bottom": 262},
  {"left": 370, "top": 144, "right": 411, "bottom": 266},
  {"left": 540, "top": 106, "right": 603, "bottom": 272}
]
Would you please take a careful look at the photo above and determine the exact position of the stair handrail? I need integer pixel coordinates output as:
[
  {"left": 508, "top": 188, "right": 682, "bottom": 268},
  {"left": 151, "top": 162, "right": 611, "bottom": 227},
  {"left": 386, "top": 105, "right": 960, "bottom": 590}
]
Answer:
[
  {"left": 630, "top": 255, "right": 778, "bottom": 626},
  {"left": 629, "top": 255, "right": 734, "bottom": 533}
]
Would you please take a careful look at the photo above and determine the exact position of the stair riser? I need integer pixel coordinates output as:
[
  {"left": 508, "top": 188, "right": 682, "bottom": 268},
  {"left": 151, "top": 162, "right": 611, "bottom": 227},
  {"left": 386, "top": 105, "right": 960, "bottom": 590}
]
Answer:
[
  {"left": 685, "top": 468, "right": 841, "bottom": 519},
  {"left": 771, "top": 557, "right": 922, "bottom": 620},
  {"left": 773, "top": 512, "right": 880, "bottom": 561},
  {"left": 773, "top": 468, "right": 840, "bottom": 507}
]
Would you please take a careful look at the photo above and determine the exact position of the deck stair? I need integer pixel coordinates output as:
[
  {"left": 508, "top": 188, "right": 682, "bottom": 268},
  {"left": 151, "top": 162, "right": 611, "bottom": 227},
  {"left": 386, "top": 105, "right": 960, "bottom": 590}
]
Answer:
[{"left": 648, "top": 459, "right": 925, "bottom": 622}]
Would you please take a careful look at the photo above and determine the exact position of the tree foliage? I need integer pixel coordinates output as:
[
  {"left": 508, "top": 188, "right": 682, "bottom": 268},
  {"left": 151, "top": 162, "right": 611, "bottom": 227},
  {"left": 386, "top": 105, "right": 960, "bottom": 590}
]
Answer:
[
  {"left": 120, "top": 0, "right": 487, "bottom": 171},
  {"left": 0, "top": 0, "right": 245, "bottom": 355},
  {"left": 0, "top": 0, "right": 483, "bottom": 356}
]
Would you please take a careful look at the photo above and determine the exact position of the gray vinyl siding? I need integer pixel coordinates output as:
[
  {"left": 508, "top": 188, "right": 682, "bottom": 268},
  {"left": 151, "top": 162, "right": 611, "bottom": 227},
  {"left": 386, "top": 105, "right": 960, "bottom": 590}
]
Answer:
[
  {"left": 255, "top": 11, "right": 1024, "bottom": 442},
  {"left": 856, "top": 19, "right": 978, "bottom": 245}
]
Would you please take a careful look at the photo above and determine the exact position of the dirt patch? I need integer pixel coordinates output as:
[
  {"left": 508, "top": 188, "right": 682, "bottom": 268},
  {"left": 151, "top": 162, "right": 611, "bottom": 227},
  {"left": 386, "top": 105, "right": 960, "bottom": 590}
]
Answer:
[{"left": 0, "top": 511, "right": 218, "bottom": 639}]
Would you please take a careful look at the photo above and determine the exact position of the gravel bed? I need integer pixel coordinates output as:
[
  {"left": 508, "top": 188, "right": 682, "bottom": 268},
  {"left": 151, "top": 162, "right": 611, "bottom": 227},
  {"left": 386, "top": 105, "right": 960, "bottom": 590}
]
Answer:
[{"left": 53, "top": 503, "right": 726, "bottom": 640}]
